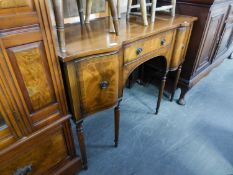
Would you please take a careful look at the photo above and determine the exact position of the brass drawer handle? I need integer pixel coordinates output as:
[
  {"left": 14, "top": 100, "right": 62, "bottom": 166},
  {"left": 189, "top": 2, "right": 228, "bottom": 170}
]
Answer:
[
  {"left": 161, "top": 38, "right": 166, "bottom": 46},
  {"left": 14, "top": 164, "right": 32, "bottom": 175},
  {"left": 136, "top": 47, "right": 143, "bottom": 55},
  {"left": 100, "top": 81, "right": 109, "bottom": 89}
]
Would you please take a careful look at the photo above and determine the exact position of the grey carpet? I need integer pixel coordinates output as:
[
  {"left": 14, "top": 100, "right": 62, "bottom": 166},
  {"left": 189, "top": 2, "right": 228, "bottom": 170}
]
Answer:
[{"left": 74, "top": 58, "right": 233, "bottom": 175}]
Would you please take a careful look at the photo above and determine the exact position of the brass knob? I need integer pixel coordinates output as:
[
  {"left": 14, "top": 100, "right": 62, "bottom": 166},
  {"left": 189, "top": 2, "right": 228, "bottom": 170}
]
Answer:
[
  {"left": 161, "top": 38, "right": 166, "bottom": 46},
  {"left": 136, "top": 48, "right": 143, "bottom": 55},
  {"left": 100, "top": 81, "right": 109, "bottom": 89}
]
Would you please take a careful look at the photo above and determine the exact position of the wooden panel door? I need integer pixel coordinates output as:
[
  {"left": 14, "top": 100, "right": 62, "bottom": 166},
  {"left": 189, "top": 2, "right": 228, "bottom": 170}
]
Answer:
[
  {"left": 0, "top": 0, "right": 66, "bottom": 132},
  {"left": 195, "top": 5, "right": 227, "bottom": 73}
]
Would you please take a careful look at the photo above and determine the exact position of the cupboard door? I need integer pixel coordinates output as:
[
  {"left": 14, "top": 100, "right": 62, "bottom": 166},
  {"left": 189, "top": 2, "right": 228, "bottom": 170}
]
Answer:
[
  {"left": 215, "top": 22, "right": 233, "bottom": 58},
  {"left": 195, "top": 6, "right": 227, "bottom": 72},
  {"left": 0, "top": 0, "right": 64, "bottom": 131}
]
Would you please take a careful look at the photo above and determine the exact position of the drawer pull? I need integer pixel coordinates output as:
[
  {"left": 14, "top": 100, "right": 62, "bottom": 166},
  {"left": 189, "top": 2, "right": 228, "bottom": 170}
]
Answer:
[
  {"left": 14, "top": 164, "right": 32, "bottom": 175},
  {"left": 100, "top": 81, "right": 109, "bottom": 89},
  {"left": 136, "top": 48, "right": 143, "bottom": 55},
  {"left": 161, "top": 38, "right": 166, "bottom": 46}
]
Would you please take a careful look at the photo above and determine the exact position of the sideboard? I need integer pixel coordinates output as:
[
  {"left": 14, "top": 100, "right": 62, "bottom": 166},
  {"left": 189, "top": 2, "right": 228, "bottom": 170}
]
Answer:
[
  {"left": 160, "top": 0, "right": 233, "bottom": 104},
  {"left": 0, "top": 0, "right": 81, "bottom": 174},
  {"left": 53, "top": 14, "right": 197, "bottom": 168}
]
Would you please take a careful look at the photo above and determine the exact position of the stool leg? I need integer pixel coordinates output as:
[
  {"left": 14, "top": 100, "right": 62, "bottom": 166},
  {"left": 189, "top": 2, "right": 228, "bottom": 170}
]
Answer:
[
  {"left": 117, "top": 0, "right": 121, "bottom": 19},
  {"left": 171, "top": 0, "right": 176, "bottom": 17},
  {"left": 140, "top": 0, "right": 148, "bottom": 26},
  {"left": 114, "top": 102, "right": 121, "bottom": 147},
  {"left": 85, "top": 0, "right": 92, "bottom": 23},
  {"left": 156, "top": 71, "right": 168, "bottom": 115},
  {"left": 170, "top": 65, "right": 182, "bottom": 102},
  {"left": 127, "top": 0, "right": 133, "bottom": 19},
  {"left": 108, "top": 0, "right": 120, "bottom": 35},
  {"left": 151, "top": 0, "right": 157, "bottom": 23},
  {"left": 76, "top": 121, "right": 88, "bottom": 169},
  {"left": 76, "top": 0, "right": 84, "bottom": 24}
]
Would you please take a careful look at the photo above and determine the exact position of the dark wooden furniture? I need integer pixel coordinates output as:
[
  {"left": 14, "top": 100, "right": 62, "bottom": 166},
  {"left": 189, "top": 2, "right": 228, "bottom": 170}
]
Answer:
[
  {"left": 53, "top": 14, "right": 196, "bottom": 168},
  {"left": 0, "top": 0, "right": 81, "bottom": 174},
  {"left": 160, "top": 0, "right": 233, "bottom": 105}
]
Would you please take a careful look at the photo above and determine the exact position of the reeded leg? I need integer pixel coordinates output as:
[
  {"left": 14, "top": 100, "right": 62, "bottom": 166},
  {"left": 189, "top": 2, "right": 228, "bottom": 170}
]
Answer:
[
  {"left": 156, "top": 71, "right": 168, "bottom": 115},
  {"left": 140, "top": 0, "right": 148, "bottom": 26},
  {"left": 117, "top": 0, "right": 121, "bottom": 19},
  {"left": 52, "top": 0, "right": 66, "bottom": 52},
  {"left": 108, "top": 0, "right": 120, "bottom": 35},
  {"left": 171, "top": 0, "right": 176, "bottom": 17},
  {"left": 114, "top": 102, "right": 121, "bottom": 147},
  {"left": 76, "top": 121, "right": 88, "bottom": 169},
  {"left": 178, "top": 87, "right": 189, "bottom": 106},
  {"left": 85, "top": 0, "right": 92, "bottom": 23},
  {"left": 127, "top": 0, "right": 133, "bottom": 19},
  {"left": 170, "top": 65, "right": 182, "bottom": 102},
  {"left": 151, "top": 0, "right": 157, "bottom": 23},
  {"left": 76, "top": 0, "right": 84, "bottom": 24}
]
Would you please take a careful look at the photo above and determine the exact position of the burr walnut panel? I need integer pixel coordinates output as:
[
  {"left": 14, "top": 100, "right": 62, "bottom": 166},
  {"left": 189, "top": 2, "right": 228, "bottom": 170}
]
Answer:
[
  {"left": 7, "top": 42, "right": 55, "bottom": 111},
  {"left": 76, "top": 54, "right": 119, "bottom": 115}
]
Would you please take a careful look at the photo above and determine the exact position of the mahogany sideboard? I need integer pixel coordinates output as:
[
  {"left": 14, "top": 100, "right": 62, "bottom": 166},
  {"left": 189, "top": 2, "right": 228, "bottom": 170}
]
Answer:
[
  {"left": 160, "top": 0, "right": 233, "bottom": 104},
  {"left": 0, "top": 0, "right": 81, "bottom": 174},
  {"left": 53, "top": 14, "right": 197, "bottom": 168}
]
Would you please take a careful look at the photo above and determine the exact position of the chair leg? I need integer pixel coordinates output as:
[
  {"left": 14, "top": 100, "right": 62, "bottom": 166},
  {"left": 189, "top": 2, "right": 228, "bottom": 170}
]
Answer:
[
  {"left": 76, "top": 121, "right": 88, "bottom": 169},
  {"left": 108, "top": 0, "right": 120, "bottom": 35},
  {"left": 151, "top": 0, "right": 157, "bottom": 23},
  {"left": 170, "top": 65, "right": 182, "bottom": 102},
  {"left": 85, "top": 0, "right": 92, "bottom": 23},
  {"left": 156, "top": 71, "right": 168, "bottom": 115},
  {"left": 117, "top": 0, "right": 121, "bottom": 19},
  {"left": 114, "top": 102, "right": 121, "bottom": 147},
  {"left": 76, "top": 0, "right": 84, "bottom": 24},
  {"left": 140, "top": 0, "right": 148, "bottom": 26},
  {"left": 171, "top": 0, "right": 176, "bottom": 16},
  {"left": 127, "top": 0, "right": 133, "bottom": 19}
]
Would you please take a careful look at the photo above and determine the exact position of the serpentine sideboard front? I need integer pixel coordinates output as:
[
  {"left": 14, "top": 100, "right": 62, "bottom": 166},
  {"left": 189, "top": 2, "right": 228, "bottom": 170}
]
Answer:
[{"left": 56, "top": 14, "right": 197, "bottom": 169}]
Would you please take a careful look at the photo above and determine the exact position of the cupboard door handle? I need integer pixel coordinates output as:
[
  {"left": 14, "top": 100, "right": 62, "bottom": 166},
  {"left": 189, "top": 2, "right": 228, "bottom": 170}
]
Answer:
[
  {"left": 161, "top": 38, "right": 166, "bottom": 46},
  {"left": 14, "top": 164, "right": 32, "bottom": 175},
  {"left": 136, "top": 48, "right": 143, "bottom": 55},
  {"left": 100, "top": 81, "right": 109, "bottom": 89}
]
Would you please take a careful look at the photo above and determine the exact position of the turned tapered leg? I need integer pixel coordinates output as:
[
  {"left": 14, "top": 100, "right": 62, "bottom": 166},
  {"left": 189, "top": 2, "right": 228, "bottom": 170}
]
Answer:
[
  {"left": 156, "top": 71, "right": 168, "bottom": 115},
  {"left": 117, "top": 0, "right": 121, "bottom": 19},
  {"left": 127, "top": 0, "right": 133, "bottom": 19},
  {"left": 170, "top": 65, "right": 182, "bottom": 102},
  {"left": 76, "top": 121, "right": 88, "bottom": 169},
  {"left": 114, "top": 102, "right": 121, "bottom": 147},
  {"left": 52, "top": 0, "right": 66, "bottom": 52},
  {"left": 85, "top": 0, "right": 92, "bottom": 23},
  {"left": 76, "top": 0, "right": 84, "bottom": 24},
  {"left": 171, "top": 0, "right": 176, "bottom": 17},
  {"left": 108, "top": 0, "right": 120, "bottom": 35},
  {"left": 178, "top": 86, "right": 189, "bottom": 106},
  {"left": 151, "top": 0, "right": 157, "bottom": 23},
  {"left": 140, "top": 0, "right": 148, "bottom": 26}
]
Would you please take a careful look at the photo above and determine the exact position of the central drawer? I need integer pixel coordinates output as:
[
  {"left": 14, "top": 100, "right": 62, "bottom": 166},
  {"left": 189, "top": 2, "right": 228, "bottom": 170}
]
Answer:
[{"left": 124, "top": 30, "right": 175, "bottom": 64}]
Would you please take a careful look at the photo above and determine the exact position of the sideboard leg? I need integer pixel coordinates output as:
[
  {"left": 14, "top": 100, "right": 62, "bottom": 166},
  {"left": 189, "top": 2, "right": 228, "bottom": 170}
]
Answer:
[
  {"left": 76, "top": 0, "right": 84, "bottom": 24},
  {"left": 76, "top": 121, "right": 88, "bottom": 169},
  {"left": 156, "top": 71, "right": 168, "bottom": 115},
  {"left": 108, "top": 0, "right": 120, "bottom": 35},
  {"left": 178, "top": 87, "right": 189, "bottom": 106},
  {"left": 114, "top": 102, "right": 121, "bottom": 147},
  {"left": 170, "top": 65, "right": 182, "bottom": 102}
]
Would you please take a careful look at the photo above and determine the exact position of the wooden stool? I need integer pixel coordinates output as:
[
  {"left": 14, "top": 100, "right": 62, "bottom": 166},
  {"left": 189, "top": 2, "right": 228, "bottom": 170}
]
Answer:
[
  {"left": 127, "top": 0, "right": 176, "bottom": 25},
  {"left": 85, "top": 0, "right": 120, "bottom": 36}
]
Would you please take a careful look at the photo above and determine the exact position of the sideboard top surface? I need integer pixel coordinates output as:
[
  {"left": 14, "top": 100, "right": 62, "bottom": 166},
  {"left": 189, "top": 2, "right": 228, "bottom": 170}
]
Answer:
[{"left": 58, "top": 14, "right": 197, "bottom": 62}]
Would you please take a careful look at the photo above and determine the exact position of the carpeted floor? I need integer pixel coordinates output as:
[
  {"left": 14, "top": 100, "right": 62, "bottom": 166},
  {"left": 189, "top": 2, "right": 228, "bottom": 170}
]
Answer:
[{"left": 74, "top": 58, "right": 233, "bottom": 175}]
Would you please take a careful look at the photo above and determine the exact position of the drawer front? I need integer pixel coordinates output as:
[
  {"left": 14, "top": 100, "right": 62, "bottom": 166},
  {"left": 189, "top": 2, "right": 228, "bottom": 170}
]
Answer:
[
  {"left": 76, "top": 54, "right": 119, "bottom": 115},
  {"left": 124, "top": 30, "right": 175, "bottom": 64},
  {"left": 0, "top": 125, "right": 69, "bottom": 175}
]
